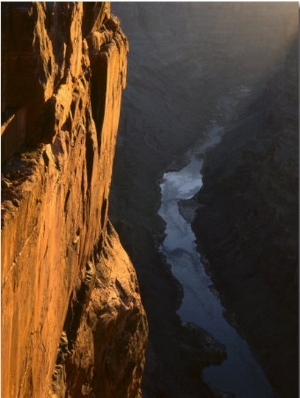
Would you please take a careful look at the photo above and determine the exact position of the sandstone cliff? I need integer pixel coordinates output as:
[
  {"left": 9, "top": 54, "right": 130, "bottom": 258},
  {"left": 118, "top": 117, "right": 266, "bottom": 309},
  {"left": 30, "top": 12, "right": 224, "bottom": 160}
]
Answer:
[{"left": 1, "top": 3, "right": 148, "bottom": 398}]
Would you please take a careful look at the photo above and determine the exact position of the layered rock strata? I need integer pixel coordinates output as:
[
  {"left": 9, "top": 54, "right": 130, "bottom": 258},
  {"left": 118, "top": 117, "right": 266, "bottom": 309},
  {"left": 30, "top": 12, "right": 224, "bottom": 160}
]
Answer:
[{"left": 1, "top": 3, "right": 148, "bottom": 398}]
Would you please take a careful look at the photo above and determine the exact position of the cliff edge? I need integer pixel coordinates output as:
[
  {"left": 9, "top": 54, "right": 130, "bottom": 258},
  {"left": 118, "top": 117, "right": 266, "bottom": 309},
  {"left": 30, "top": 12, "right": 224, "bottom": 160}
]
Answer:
[{"left": 1, "top": 3, "right": 148, "bottom": 397}]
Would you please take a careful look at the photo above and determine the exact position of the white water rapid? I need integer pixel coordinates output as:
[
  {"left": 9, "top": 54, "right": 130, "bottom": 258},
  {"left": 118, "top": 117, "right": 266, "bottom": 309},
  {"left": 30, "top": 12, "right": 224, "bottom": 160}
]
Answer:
[{"left": 158, "top": 124, "right": 274, "bottom": 398}]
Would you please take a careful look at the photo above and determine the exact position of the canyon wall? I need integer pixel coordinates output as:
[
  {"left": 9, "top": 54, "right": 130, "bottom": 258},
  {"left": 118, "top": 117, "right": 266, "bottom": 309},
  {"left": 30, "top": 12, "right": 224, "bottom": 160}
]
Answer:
[
  {"left": 190, "top": 32, "right": 298, "bottom": 398},
  {"left": 110, "top": 3, "right": 297, "bottom": 397},
  {"left": 1, "top": 3, "right": 147, "bottom": 398}
]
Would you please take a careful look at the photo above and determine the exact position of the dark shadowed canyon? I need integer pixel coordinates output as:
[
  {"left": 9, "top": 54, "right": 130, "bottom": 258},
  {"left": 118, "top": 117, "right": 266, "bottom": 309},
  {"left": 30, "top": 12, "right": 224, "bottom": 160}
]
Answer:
[
  {"left": 1, "top": 3, "right": 298, "bottom": 398},
  {"left": 109, "top": 3, "right": 298, "bottom": 398}
]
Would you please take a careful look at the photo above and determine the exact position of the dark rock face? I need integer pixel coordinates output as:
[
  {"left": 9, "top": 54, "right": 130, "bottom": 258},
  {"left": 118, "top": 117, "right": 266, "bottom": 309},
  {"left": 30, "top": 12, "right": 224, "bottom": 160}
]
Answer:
[
  {"left": 109, "top": 3, "right": 298, "bottom": 398},
  {"left": 1, "top": 3, "right": 147, "bottom": 398},
  {"left": 191, "top": 34, "right": 298, "bottom": 398}
]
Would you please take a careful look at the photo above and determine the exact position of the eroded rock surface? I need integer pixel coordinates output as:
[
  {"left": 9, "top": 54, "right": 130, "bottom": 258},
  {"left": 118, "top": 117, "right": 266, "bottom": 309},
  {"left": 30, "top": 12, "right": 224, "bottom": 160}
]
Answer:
[{"left": 1, "top": 3, "right": 147, "bottom": 398}]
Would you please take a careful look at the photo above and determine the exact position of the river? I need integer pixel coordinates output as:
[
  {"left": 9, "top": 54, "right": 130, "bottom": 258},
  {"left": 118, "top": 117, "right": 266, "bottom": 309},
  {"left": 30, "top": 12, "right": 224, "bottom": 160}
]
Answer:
[{"left": 158, "top": 124, "right": 275, "bottom": 398}]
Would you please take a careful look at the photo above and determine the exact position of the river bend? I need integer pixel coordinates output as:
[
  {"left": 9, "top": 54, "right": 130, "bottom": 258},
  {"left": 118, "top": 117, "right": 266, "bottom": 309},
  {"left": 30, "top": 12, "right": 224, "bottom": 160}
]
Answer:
[{"left": 158, "top": 126, "right": 274, "bottom": 398}]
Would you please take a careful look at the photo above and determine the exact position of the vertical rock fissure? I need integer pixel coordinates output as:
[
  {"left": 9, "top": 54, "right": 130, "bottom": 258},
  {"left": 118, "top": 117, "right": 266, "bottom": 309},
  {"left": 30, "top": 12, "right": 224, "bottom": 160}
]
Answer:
[{"left": 90, "top": 54, "right": 108, "bottom": 148}]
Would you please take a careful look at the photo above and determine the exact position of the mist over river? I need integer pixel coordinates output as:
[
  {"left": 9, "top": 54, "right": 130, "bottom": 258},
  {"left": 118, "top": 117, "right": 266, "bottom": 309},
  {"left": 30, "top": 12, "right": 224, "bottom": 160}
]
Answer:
[{"left": 158, "top": 124, "right": 274, "bottom": 397}]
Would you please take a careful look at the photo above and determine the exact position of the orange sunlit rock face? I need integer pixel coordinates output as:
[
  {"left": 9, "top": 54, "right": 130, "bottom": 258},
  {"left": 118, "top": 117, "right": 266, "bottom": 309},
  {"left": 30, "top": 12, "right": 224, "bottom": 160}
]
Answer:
[{"left": 1, "top": 3, "right": 148, "bottom": 398}]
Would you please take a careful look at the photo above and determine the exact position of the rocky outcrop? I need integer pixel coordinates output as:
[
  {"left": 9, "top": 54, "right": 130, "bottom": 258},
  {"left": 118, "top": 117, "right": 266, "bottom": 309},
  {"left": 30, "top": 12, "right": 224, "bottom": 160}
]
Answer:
[
  {"left": 190, "top": 33, "right": 298, "bottom": 397},
  {"left": 1, "top": 3, "right": 147, "bottom": 398}
]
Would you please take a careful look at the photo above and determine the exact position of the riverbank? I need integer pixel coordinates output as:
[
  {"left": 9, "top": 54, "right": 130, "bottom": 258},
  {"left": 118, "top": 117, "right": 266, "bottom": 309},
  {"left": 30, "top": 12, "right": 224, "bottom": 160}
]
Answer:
[
  {"left": 113, "top": 216, "right": 228, "bottom": 398},
  {"left": 159, "top": 145, "right": 274, "bottom": 398}
]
